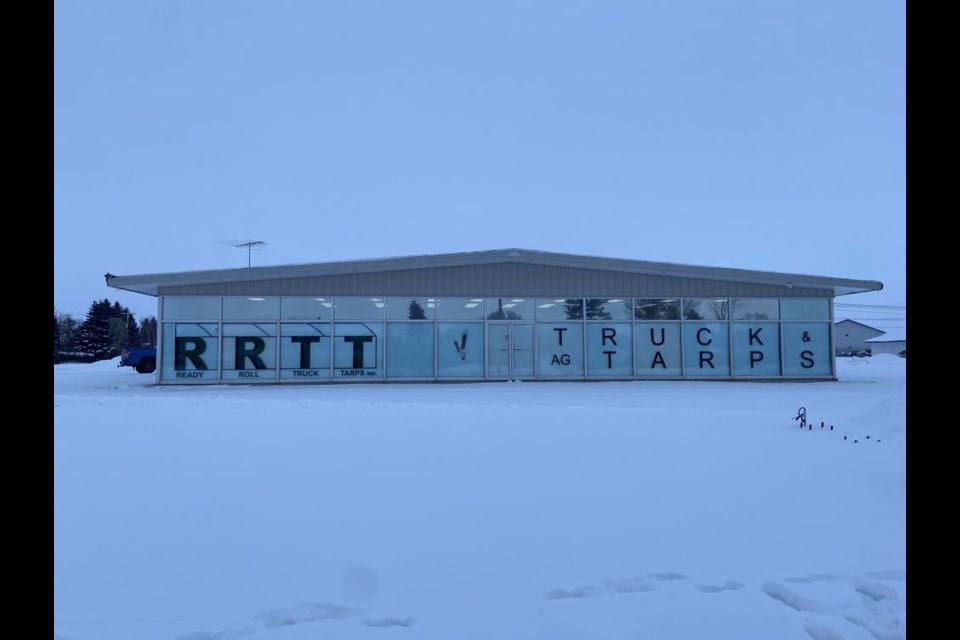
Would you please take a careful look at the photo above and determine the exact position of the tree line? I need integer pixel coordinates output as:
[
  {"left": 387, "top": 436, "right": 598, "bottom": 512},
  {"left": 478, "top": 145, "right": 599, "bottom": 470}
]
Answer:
[{"left": 54, "top": 299, "right": 157, "bottom": 364}]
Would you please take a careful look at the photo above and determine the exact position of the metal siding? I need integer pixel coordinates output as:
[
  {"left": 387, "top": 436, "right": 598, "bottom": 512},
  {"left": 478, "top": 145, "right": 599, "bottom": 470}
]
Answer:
[
  {"left": 110, "top": 248, "right": 883, "bottom": 299},
  {"left": 156, "top": 264, "right": 833, "bottom": 299}
]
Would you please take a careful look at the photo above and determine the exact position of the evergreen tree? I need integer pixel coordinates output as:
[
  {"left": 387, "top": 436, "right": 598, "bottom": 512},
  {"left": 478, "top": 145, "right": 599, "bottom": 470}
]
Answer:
[
  {"left": 54, "top": 310, "right": 60, "bottom": 364},
  {"left": 75, "top": 299, "right": 137, "bottom": 361},
  {"left": 585, "top": 299, "right": 612, "bottom": 320},
  {"left": 563, "top": 299, "right": 583, "bottom": 320},
  {"left": 75, "top": 299, "right": 114, "bottom": 361},
  {"left": 408, "top": 300, "right": 427, "bottom": 320}
]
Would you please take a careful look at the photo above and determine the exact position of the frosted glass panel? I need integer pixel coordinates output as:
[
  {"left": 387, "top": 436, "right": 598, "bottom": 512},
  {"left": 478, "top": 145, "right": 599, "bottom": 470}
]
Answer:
[
  {"left": 635, "top": 323, "right": 682, "bottom": 376},
  {"left": 161, "top": 322, "right": 219, "bottom": 382},
  {"left": 586, "top": 323, "right": 633, "bottom": 376},
  {"left": 731, "top": 322, "right": 781, "bottom": 376},
  {"left": 537, "top": 323, "right": 584, "bottom": 377},
  {"left": 221, "top": 323, "right": 277, "bottom": 382},
  {"left": 781, "top": 299, "right": 830, "bottom": 321},
  {"left": 280, "top": 323, "right": 331, "bottom": 380},
  {"left": 438, "top": 323, "right": 484, "bottom": 377},
  {"left": 386, "top": 323, "right": 435, "bottom": 377},
  {"left": 683, "top": 322, "right": 730, "bottom": 376},
  {"left": 334, "top": 322, "right": 383, "bottom": 379},
  {"left": 783, "top": 323, "right": 832, "bottom": 376}
]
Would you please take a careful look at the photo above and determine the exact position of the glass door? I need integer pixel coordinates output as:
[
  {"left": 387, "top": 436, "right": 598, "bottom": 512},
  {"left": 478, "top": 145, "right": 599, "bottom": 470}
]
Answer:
[{"left": 486, "top": 323, "right": 534, "bottom": 380}]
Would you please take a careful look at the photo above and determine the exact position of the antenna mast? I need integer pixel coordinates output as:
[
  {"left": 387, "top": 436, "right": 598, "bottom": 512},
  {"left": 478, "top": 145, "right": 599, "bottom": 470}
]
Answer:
[{"left": 215, "top": 239, "right": 268, "bottom": 267}]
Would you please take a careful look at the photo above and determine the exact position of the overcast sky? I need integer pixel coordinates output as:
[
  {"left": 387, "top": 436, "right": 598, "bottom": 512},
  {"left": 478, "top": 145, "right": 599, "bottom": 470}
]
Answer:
[{"left": 54, "top": 0, "right": 905, "bottom": 322}]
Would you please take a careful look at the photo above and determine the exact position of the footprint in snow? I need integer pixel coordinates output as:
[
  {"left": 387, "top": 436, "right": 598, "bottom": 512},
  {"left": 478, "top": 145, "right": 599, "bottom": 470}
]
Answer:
[
  {"left": 547, "top": 574, "right": 685, "bottom": 600},
  {"left": 647, "top": 572, "right": 686, "bottom": 581},
  {"left": 760, "top": 581, "right": 829, "bottom": 613},
  {"left": 804, "top": 622, "right": 846, "bottom": 640},
  {"left": 853, "top": 579, "right": 898, "bottom": 603},
  {"left": 785, "top": 573, "right": 837, "bottom": 584},
  {"left": 256, "top": 602, "right": 365, "bottom": 628},
  {"left": 545, "top": 585, "right": 605, "bottom": 600},
  {"left": 175, "top": 627, "right": 259, "bottom": 640},
  {"left": 694, "top": 581, "right": 743, "bottom": 593},
  {"left": 363, "top": 617, "right": 414, "bottom": 628},
  {"left": 864, "top": 569, "right": 906, "bottom": 581},
  {"left": 604, "top": 577, "right": 654, "bottom": 594}
]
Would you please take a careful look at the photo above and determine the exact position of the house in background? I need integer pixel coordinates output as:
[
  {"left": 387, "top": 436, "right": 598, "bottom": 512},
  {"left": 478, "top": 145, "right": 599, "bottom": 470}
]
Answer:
[
  {"left": 834, "top": 319, "right": 885, "bottom": 355},
  {"left": 865, "top": 328, "right": 906, "bottom": 357}
]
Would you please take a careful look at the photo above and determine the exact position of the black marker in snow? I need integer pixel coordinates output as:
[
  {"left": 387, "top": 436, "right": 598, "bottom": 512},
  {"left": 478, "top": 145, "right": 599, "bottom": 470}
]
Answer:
[
  {"left": 844, "top": 436, "right": 847, "bottom": 440},
  {"left": 794, "top": 407, "right": 807, "bottom": 429}
]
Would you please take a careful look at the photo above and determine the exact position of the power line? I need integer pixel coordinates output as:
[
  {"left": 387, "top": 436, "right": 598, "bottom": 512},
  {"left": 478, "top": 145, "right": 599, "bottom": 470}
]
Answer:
[{"left": 835, "top": 303, "right": 907, "bottom": 310}]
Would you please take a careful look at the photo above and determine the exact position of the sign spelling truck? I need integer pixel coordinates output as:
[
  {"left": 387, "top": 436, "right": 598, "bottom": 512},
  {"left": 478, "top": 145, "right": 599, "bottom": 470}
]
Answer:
[{"left": 165, "top": 320, "right": 831, "bottom": 380}]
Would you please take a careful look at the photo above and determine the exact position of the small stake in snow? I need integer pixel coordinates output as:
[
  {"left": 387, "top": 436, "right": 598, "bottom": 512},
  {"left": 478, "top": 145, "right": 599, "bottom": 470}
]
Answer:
[
  {"left": 821, "top": 421, "right": 824, "bottom": 429},
  {"left": 830, "top": 425, "right": 834, "bottom": 431},
  {"left": 794, "top": 407, "right": 807, "bottom": 429},
  {"left": 866, "top": 435, "right": 870, "bottom": 439},
  {"left": 844, "top": 436, "right": 847, "bottom": 440}
]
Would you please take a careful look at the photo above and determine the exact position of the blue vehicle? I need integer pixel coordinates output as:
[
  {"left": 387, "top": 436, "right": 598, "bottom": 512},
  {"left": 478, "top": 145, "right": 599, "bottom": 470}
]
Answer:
[{"left": 119, "top": 347, "right": 157, "bottom": 374}]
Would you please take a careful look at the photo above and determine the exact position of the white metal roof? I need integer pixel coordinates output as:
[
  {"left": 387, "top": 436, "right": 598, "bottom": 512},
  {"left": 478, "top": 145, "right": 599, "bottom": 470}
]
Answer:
[
  {"left": 105, "top": 248, "right": 884, "bottom": 298},
  {"left": 865, "top": 329, "right": 907, "bottom": 343}
]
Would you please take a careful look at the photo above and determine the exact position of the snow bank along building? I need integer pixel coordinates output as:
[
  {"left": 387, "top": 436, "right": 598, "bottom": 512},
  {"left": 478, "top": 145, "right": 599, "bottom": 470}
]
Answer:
[{"left": 105, "top": 249, "right": 882, "bottom": 384}]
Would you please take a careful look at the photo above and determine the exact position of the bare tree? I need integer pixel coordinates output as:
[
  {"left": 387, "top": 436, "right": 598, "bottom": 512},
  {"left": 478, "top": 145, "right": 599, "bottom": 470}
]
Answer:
[{"left": 139, "top": 316, "right": 158, "bottom": 347}]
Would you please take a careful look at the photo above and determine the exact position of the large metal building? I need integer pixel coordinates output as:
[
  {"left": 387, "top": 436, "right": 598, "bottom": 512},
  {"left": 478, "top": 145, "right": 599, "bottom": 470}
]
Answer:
[{"left": 106, "top": 248, "right": 882, "bottom": 384}]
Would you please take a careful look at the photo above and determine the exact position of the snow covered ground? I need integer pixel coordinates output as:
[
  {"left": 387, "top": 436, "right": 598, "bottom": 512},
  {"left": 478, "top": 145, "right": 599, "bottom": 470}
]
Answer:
[{"left": 54, "top": 356, "right": 906, "bottom": 640}]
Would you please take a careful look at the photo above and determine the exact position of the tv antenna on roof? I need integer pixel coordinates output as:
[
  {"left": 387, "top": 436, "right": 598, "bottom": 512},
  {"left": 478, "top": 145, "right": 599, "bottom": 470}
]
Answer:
[{"left": 215, "top": 239, "right": 268, "bottom": 267}]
